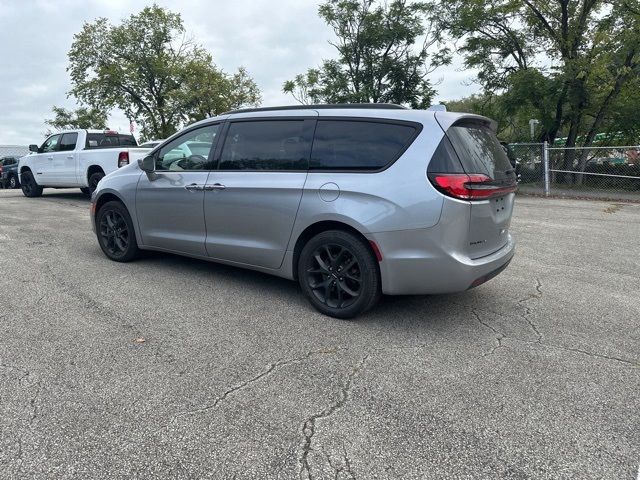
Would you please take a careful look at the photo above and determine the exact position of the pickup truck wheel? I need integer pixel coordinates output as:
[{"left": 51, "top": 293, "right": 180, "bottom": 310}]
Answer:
[
  {"left": 21, "top": 171, "right": 43, "bottom": 198},
  {"left": 96, "top": 201, "right": 140, "bottom": 262},
  {"left": 88, "top": 171, "right": 105, "bottom": 193},
  {"left": 9, "top": 175, "right": 18, "bottom": 189}
]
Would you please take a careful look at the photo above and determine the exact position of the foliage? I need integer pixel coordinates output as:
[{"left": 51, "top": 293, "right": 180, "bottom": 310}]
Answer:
[
  {"left": 67, "top": 5, "right": 260, "bottom": 140},
  {"left": 284, "top": 0, "right": 436, "bottom": 108},
  {"left": 45, "top": 105, "right": 108, "bottom": 132},
  {"left": 430, "top": 0, "right": 640, "bottom": 170}
]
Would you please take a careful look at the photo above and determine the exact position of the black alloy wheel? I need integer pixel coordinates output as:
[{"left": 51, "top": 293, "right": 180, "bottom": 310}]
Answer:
[
  {"left": 20, "top": 171, "right": 43, "bottom": 197},
  {"left": 96, "top": 201, "right": 139, "bottom": 262},
  {"left": 306, "top": 244, "right": 362, "bottom": 309},
  {"left": 298, "top": 230, "right": 380, "bottom": 319},
  {"left": 89, "top": 171, "right": 105, "bottom": 193}
]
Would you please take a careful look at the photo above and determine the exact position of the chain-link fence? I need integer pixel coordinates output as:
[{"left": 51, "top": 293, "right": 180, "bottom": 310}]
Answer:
[
  {"left": 0, "top": 145, "right": 29, "bottom": 158},
  {"left": 507, "top": 143, "right": 640, "bottom": 202}
]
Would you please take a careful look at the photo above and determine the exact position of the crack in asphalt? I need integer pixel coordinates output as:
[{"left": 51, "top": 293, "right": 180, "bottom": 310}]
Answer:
[
  {"left": 472, "top": 309, "right": 504, "bottom": 356},
  {"left": 472, "top": 279, "right": 637, "bottom": 367},
  {"left": 160, "top": 348, "right": 339, "bottom": 432},
  {"left": 323, "top": 444, "right": 356, "bottom": 480},
  {"left": 298, "top": 355, "right": 368, "bottom": 480}
]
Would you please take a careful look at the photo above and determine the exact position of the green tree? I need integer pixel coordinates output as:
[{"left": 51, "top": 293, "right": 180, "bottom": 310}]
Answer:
[
  {"left": 430, "top": 0, "right": 640, "bottom": 179},
  {"left": 284, "top": 0, "right": 436, "bottom": 108},
  {"left": 45, "top": 105, "right": 108, "bottom": 132},
  {"left": 67, "top": 5, "right": 260, "bottom": 140}
]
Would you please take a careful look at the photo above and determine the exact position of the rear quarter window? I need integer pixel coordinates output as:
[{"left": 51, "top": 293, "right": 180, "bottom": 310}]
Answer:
[
  {"left": 86, "top": 133, "right": 138, "bottom": 149},
  {"left": 310, "top": 120, "right": 418, "bottom": 171},
  {"left": 445, "top": 121, "right": 514, "bottom": 180}
]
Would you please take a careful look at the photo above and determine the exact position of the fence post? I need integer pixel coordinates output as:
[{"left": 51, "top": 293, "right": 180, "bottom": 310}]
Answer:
[{"left": 543, "top": 141, "right": 550, "bottom": 197}]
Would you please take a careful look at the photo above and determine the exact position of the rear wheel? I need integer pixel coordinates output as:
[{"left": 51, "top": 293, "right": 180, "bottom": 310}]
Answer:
[
  {"left": 8, "top": 175, "right": 18, "bottom": 189},
  {"left": 298, "top": 230, "right": 380, "bottom": 319},
  {"left": 88, "top": 171, "right": 105, "bottom": 194},
  {"left": 20, "top": 171, "right": 43, "bottom": 198},
  {"left": 96, "top": 201, "right": 140, "bottom": 262},
  {"left": 80, "top": 187, "right": 91, "bottom": 196}
]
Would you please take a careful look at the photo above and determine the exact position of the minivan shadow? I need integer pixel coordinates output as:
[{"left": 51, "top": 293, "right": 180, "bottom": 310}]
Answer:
[{"left": 139, "top": 250, "right": 471, "bottom": 330}]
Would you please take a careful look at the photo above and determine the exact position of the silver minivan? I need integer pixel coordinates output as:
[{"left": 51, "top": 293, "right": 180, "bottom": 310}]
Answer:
[{"left": 91, "top": 104, "right": 516, "bottom": 318}]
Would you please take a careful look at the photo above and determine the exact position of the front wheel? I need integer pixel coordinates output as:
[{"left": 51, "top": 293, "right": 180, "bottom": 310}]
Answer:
[
  {"left": 20, "top": 171, "right": 43, "bottom": 198},
  {"left": 298, "top": 230, "right": 380, "bottom": 319},
  {"left": 96, "top": 201, "right": 140, "bottom": 262}
]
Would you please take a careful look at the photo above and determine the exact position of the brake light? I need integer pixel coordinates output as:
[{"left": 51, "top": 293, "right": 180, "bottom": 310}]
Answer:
[
  {"left": 104, "top": 130, "right": 118, "bottom": 136},
  {"left": 428, "top": 173, "right": 516, "bottom": 200},
  {"left": 0, "top": 166, "right": 3, "bottom": 175},
  {"left": 118, "top": 151, "right": 129, "bottom": 168}
]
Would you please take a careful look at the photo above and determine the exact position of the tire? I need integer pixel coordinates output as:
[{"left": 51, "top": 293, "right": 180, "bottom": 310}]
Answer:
[
  {"left": 20, "top": 171, "right": 43, "bottom": 198},
  {"left": 298, "top": 230, "right": 380, "bottom": 319},
  {"left": 80, "top": 187, "right": 91, "bottom": 196},
  {"left": 9, "top": 175, "right": 19, "bottom": 189},
  {"left": 88, "top": 171, "right": 105, "bottom": 194},
  {"left": 96, "top": 201, "right": 140, "bottom": 262}
]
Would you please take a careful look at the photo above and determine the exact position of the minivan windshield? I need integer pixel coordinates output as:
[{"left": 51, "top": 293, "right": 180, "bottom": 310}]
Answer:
[{"left": 446, "top": 121, "right": 515, "bottom": 181}]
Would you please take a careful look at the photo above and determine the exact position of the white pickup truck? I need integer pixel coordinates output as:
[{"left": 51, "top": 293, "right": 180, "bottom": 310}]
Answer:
[{"left": 18, "top": 129, "right": 151, "bottom": 197}]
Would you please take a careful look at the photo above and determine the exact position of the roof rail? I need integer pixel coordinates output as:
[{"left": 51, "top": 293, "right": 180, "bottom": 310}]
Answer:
[{"left": 222, "top": 103, "right": 408, "bottom": 115}]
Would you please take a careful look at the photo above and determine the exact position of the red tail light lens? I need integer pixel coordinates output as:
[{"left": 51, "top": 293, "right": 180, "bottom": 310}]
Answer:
[
  {"left": 428, "top": 173, "right": 516, "bottom": 200},
  {"left": 118, "top": 151, "right": 130, "bottom": 168}
]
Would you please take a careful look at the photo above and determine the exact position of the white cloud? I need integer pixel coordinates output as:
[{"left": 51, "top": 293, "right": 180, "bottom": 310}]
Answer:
[{"left": 0, "top": 0, "right": 480, "bottom": 144}]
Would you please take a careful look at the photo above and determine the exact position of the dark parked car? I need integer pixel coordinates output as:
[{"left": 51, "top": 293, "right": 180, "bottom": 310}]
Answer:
[{"left": 0, "top": 156, "right": 20, "bottom": 189}]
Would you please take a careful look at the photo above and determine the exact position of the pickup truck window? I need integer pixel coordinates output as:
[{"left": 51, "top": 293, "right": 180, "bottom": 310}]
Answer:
[
  {"left": 60, "top": 133, "right": 78, "bottom": 152},
  {"left": 85, "top": 133, "right": 138, "bottom": 149},
  {"left": 41, "top": 134, "right": 61, "bottom": 153}
]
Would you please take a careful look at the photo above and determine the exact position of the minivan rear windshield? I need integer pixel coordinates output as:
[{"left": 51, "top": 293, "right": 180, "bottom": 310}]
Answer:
[
  {"left": 446, "top": 121, "right": 514, "bottom": 180},
  {"left": 85, "top": 133, "right": 138, "bottom": 149}
]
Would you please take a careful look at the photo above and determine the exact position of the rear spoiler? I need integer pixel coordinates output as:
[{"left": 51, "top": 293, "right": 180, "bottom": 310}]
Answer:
[{"left": 434, "top": 112, "right": 498, "bottom": 133}]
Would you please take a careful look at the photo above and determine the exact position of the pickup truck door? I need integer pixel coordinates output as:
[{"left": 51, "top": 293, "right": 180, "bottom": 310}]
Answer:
[
  {"left": 36, "top": 134, "right": 62, "bottom": 184},
  {"left": 55, "top": 132, "right": 79, "bottom": 185}
]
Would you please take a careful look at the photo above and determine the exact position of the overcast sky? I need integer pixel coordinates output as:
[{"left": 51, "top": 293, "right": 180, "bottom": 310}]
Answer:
[{"left": 0, "top": 0, "right": 479, "bottom": 145}]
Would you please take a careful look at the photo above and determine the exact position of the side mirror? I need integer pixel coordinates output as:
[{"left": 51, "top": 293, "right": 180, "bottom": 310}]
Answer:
[
  {"left": 29, "top": 144, "right": 39, "bottom": 153},
  {"left": 139, "top": 155, "right": 155, "bottom": 173}
]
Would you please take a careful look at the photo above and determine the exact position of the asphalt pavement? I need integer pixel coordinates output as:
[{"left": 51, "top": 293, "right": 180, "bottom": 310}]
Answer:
[{"left": 0, "top": 188, "right": 638, "bottom": 479}]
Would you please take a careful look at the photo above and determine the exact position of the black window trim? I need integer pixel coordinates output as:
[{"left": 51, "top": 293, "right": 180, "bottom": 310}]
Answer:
[
  {"left": 213, "top": 116, "right": 317, "bottom": 173},
  {"left": 308, "top": 116, "right": 423, "bottom": 174},
  {"left": 152, "top": 121, "right": 224, "bottom": 173}
]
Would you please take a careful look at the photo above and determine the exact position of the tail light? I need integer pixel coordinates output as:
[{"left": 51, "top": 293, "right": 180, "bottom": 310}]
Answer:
[
  {"left": 428, "top": 173, "right": 517, "bottom": 201},
  {"left": 118, "top": 151, "right": 130, "bottom": 168},
  {"left": 0, "top": 166, "right": 3, "bottom": 175}
]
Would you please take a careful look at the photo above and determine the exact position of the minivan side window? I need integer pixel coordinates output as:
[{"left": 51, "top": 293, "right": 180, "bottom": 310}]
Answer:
[
  {"left": 41, "top": 134, "right": 61, "bottom": 153},
  {"left": 59, "top": 133, "right": 78, "bottom": 152},
  {"left": 156, "top": 124, "right": 220, "bottom": 171},
  {"left": 310, "top": 120, "right": 417, "bottom": 171},
  {"left": 219, "top": 120, "right": 311, "bottom": 171}
]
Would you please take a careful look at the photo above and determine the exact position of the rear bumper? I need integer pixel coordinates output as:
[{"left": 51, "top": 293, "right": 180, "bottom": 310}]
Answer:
[{"left": 368, "top": 227, "right": 515, "bottom": 296}]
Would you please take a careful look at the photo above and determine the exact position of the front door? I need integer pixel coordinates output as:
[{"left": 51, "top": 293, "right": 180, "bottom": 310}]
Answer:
[
  {"left": 135, "top": 123, "right": 221, "bottom": 256},
  {"left": 36, "top": 134, "right": 62, "bottom": 184},
  {"left": 204, "top": 118, "right": 315, "bottom": 269}
]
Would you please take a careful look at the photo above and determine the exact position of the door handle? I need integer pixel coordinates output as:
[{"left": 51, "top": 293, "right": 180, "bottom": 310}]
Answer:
[
  {"left": 66, "top": 155, "right": 74, "bottom": 160},
  {"left": 47, "top": 157, "right": 53, "bottom": 160},
  {"left": 206, "top": 183, "right": 226, "bottom": 191},
  {"left": 185, "top": 183, "right": 204, "bottom": 192}
]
